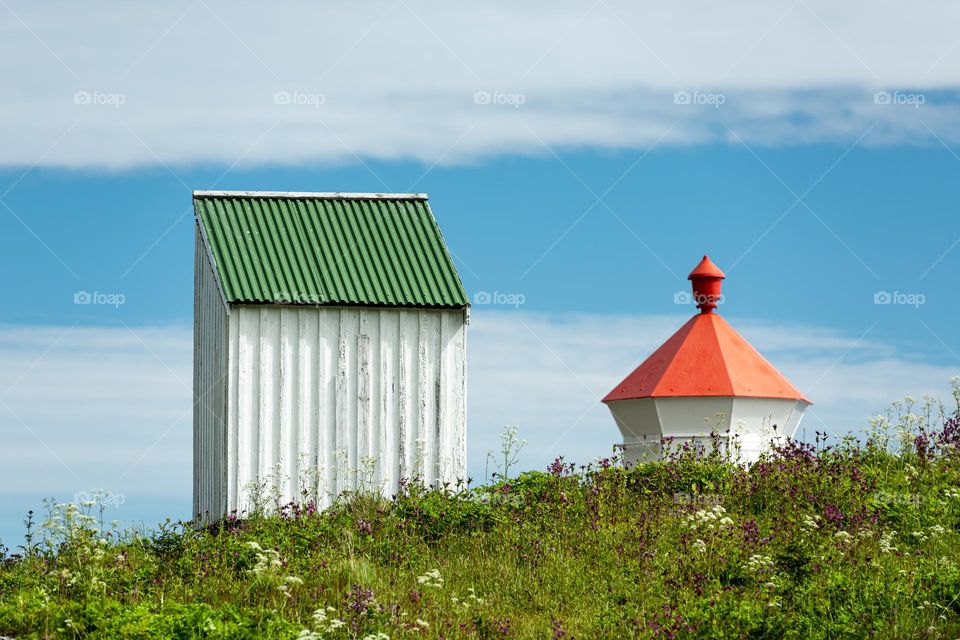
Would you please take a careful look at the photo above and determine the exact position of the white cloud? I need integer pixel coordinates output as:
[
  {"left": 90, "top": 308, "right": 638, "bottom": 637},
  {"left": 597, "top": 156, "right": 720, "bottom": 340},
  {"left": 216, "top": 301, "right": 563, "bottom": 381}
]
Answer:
[
  {"left": 3, "top": 1, "right": 960, "bottom": 168},
  {"left": 0, "top": 313, "right": 954, "bottom": 541}
]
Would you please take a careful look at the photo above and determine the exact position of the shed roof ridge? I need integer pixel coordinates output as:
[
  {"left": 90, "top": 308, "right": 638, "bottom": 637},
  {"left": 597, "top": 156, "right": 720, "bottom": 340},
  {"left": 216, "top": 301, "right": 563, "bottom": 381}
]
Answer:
[{"left": 193, "top": 190, "right": 428, "bottom": 200}]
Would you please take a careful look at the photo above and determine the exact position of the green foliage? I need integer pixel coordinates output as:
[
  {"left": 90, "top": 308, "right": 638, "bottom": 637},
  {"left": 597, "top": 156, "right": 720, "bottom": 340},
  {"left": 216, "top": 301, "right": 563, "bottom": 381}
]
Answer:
[{"left": 3, "top": 390, "right": 960, "bottom": 638}]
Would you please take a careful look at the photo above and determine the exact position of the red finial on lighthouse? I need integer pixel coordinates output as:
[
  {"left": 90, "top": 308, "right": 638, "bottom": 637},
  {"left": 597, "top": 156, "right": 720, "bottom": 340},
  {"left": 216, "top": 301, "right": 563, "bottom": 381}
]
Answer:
[{"left": 687, "top": 255, "right": 725, "bottom": 314}]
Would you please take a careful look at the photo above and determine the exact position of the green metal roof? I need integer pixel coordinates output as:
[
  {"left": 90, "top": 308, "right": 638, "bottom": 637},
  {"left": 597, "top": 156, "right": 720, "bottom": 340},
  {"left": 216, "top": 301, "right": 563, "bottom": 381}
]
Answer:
[{"left": 194, "top": 191, "right": 468, "bottom": 307}]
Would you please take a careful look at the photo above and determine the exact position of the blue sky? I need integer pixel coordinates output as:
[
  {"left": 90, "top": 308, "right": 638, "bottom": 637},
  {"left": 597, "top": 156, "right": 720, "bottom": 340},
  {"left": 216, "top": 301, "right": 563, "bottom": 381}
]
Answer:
[
  {"left": 2, "top": 0, "right": 960, "bottom": 546},
  {"left": 3, "top": 145, "right": 956, "bottom": 346}
]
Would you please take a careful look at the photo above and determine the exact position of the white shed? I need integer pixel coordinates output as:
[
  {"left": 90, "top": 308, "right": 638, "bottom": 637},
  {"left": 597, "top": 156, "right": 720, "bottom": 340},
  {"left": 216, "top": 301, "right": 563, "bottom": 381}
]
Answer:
[{"left": 193, "top": 191, "right": 469, "bottom": 519}]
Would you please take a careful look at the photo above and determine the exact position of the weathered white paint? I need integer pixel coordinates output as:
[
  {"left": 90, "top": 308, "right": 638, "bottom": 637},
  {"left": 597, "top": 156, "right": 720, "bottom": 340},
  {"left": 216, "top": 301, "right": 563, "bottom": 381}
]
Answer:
[
  {"left": 194, "top": 229, "right": 468, "bottom": 519},
  {"left": 193, "top": 226, "right": 229, "bottom": 519},
  {"left": 607, "top": 396, "right": 809, "bottom": 464}
]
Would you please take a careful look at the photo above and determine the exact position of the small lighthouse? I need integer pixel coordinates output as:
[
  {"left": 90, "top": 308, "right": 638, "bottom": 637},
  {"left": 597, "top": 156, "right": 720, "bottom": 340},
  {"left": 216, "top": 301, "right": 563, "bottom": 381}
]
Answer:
[{"left": 602, "top": 256, "right": 811, "bottom": 463}]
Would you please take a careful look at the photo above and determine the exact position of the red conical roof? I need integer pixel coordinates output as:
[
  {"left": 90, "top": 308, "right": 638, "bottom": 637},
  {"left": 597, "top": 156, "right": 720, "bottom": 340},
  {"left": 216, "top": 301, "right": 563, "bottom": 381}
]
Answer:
[
  {"left": 688, "top": 255, "right": 725, "bottom": 280},
  {"left": 603, "top": 313, "right": 809, "bottom": 402}
]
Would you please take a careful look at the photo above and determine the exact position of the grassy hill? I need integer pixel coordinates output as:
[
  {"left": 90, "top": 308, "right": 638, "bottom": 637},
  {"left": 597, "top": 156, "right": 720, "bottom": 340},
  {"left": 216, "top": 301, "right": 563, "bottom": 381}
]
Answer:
[{"left": 2, "top": 389, "right": 960, "bottom": 639}]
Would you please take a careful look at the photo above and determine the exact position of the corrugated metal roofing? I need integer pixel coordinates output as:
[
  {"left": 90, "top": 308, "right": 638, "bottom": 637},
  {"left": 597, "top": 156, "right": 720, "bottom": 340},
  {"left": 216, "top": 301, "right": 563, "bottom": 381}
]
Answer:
[{"left": 194, "top": 191, "right": 468, "bottom": 307}]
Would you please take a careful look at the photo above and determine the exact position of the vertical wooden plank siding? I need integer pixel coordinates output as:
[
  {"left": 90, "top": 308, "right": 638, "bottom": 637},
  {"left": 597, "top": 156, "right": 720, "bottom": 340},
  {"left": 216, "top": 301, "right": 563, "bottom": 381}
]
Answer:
[
  {"left": 193, "top": 227, "right": 228, "bottom": 521},
  {"left": 209, "top": 306, "right": 466, "bottom": 516}
]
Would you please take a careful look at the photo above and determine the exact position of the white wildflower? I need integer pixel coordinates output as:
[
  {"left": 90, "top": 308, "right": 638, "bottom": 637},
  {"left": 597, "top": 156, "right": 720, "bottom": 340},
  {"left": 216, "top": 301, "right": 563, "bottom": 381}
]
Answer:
[
  {"left": 879, "top": 531, "right": 898, "bottom": 554},
  {"left": 744, "top": 554, "right": 774, "bottom": 572},
  {"left": 416, "top": 568, "right": 444, "bottom": 588},
  {"left": 834, "top": 531, "right": 853, "bottom": 543},
  {"left": 466, "top": 587, "right": 485, "bottom": 605},
  {"left": 693, "top": 539, "right": 707, "bottom": 553},
  {"left": 246, "top": 542, "right": 284, "bottom": 577}
]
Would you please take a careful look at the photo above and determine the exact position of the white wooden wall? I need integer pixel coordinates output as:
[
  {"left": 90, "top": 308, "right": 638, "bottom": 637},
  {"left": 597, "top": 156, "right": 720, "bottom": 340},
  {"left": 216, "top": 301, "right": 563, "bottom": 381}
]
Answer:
[
  {"left": 193, "top": 227, "right": 228, "bottom": 520},
  {"left": 206, "top": 305, "right": 467, "bottom": 516}
]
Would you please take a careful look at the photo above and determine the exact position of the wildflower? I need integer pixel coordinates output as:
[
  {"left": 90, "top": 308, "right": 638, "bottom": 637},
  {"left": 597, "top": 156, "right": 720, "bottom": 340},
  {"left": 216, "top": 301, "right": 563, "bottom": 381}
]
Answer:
[
  {"left": 744, "top": 554, "right": 774, "bottom": 572},
  {"left": 311, "top": 607, "right": 337, "bottom": 626},
  {"left": 416, "top": 568, "right": 443, "bottom": 588},
  {"left": 880, "top": 531, "right": 898, "bottom": 554},
  {"left": 834, "top": 531, "right": 853, "bottom": 543},
  {"left": 911, "top": 531, "right": 929, "bottom": 543},
  {"left": 693, "top": 539, "right": 707, "bottom": 553},
  {"left": 801, "top": 515, "right": 820, "bottom": 531},
  {"left": 415, "top": 619, "right": 430, "bottom": 629},
  {"left": 246, "top": 542, "right": 283, "bottom": 577},
  {"left": 285, "top": 576, "right": 304, "bottom": 586},
  {"left": 719, "top": 517, "right": 734, "bottom": 527},
  {"left": 929, "top": 524, "right": 946, "bottom": 537}
]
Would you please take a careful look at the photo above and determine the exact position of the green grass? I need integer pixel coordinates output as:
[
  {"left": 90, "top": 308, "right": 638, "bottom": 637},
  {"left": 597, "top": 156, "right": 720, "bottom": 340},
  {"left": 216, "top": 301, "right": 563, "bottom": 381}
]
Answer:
[{"left": 2, "top": 391, "right": 960, "bottom": 639}]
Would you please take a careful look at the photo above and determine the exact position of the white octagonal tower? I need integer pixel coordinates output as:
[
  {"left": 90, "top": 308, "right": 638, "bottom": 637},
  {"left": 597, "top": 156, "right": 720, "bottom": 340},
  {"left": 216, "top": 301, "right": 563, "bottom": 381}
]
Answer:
[{"left": 603, "top": 256, "right": 811, "bottom": 464}]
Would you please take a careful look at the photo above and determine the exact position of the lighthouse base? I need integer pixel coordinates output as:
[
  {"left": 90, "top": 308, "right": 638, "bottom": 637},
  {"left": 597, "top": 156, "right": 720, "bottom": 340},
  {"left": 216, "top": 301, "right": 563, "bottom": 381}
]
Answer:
[{"left": 606, "top": 396, "right": 809, "bottom": 465}]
